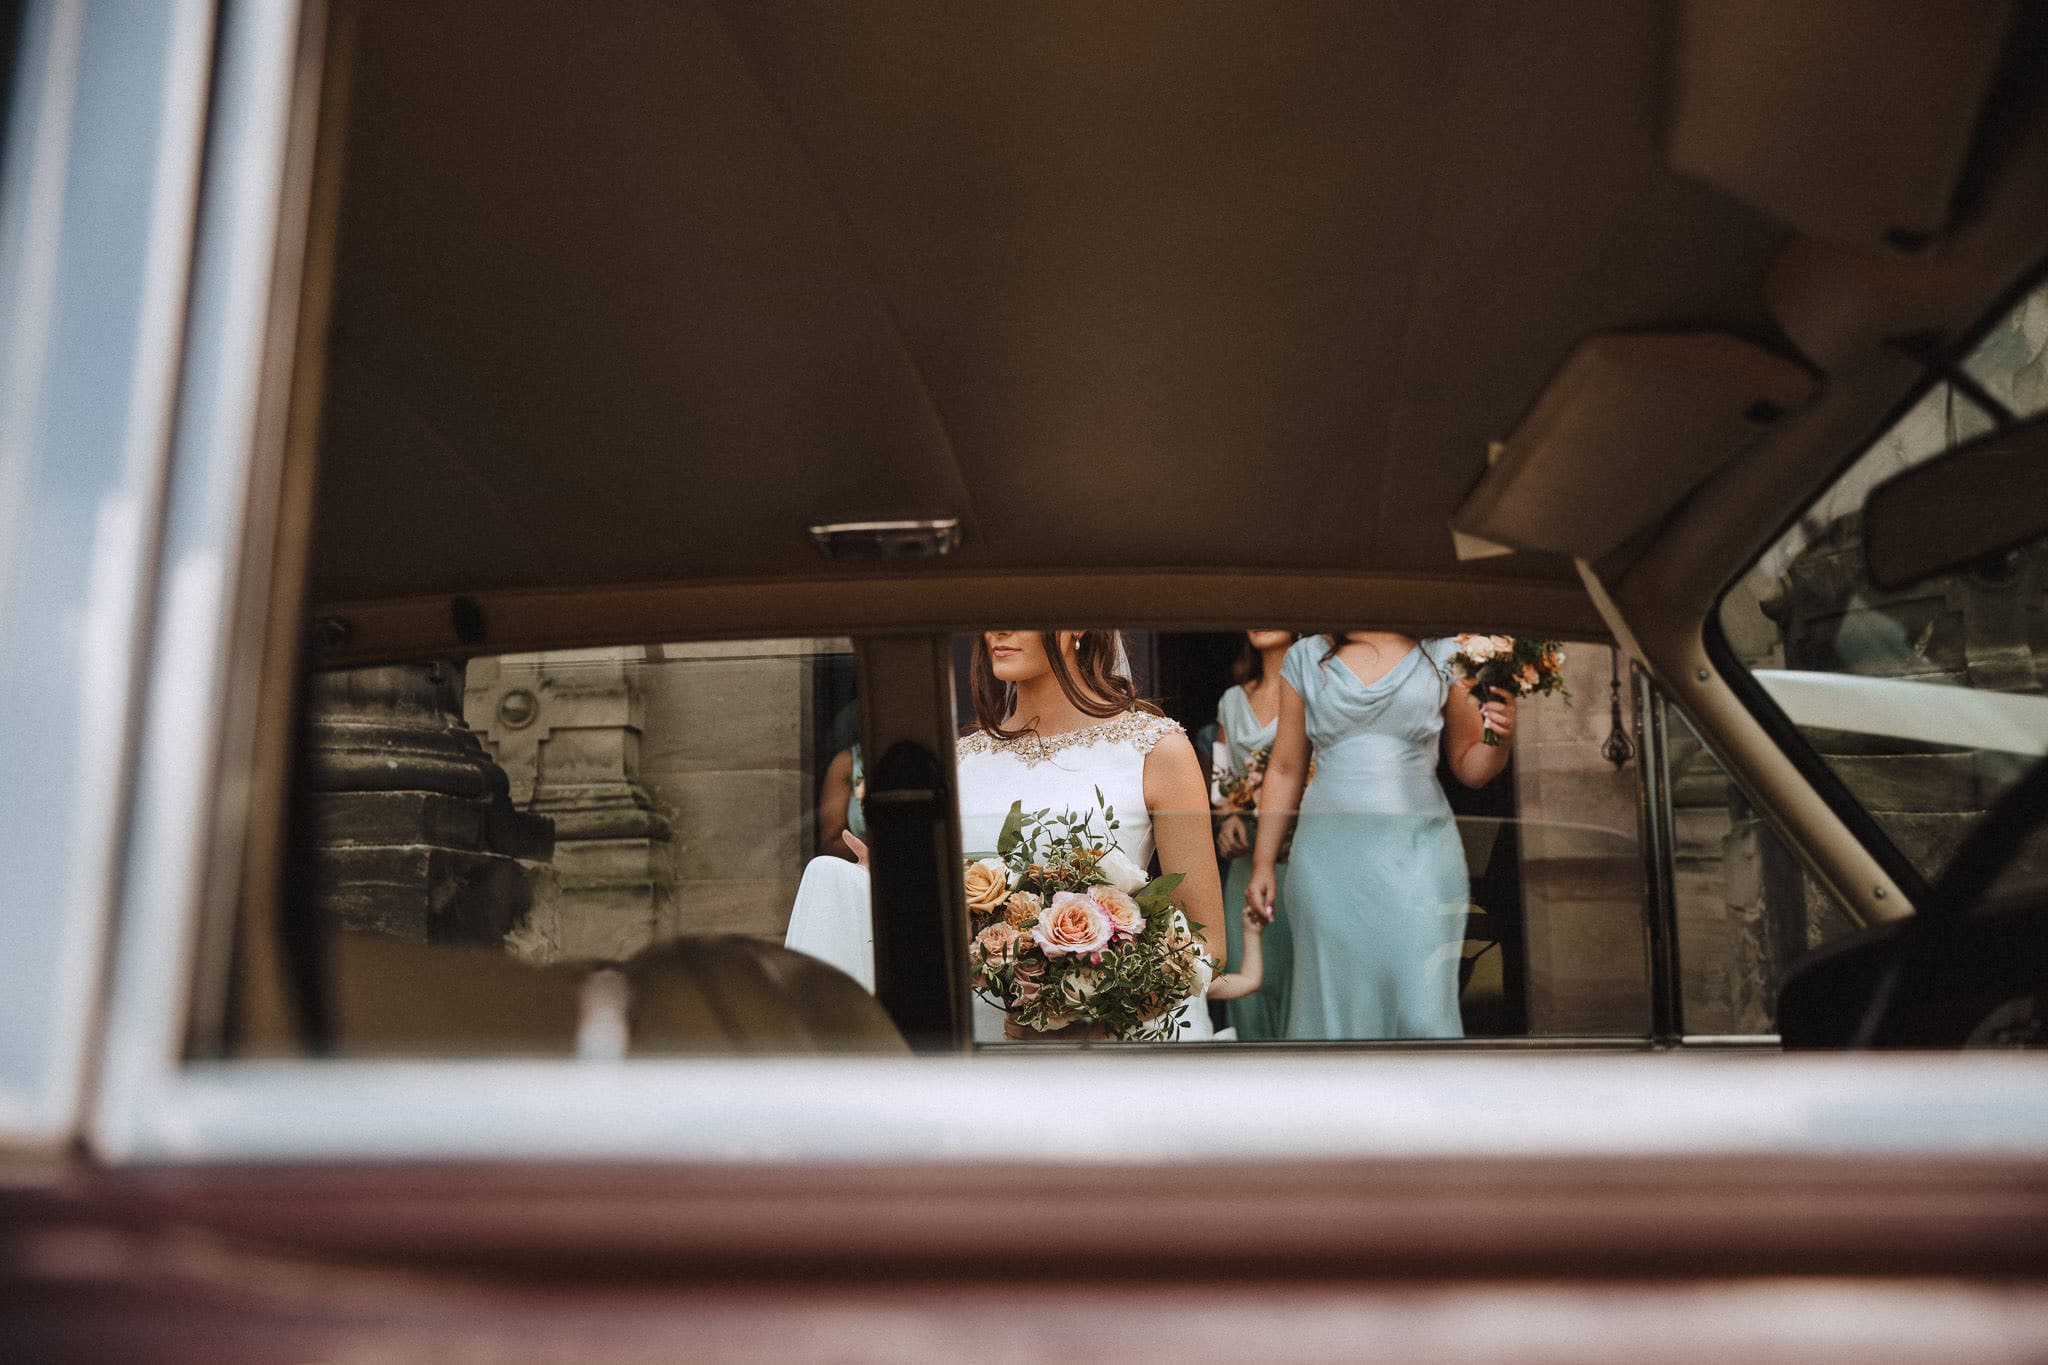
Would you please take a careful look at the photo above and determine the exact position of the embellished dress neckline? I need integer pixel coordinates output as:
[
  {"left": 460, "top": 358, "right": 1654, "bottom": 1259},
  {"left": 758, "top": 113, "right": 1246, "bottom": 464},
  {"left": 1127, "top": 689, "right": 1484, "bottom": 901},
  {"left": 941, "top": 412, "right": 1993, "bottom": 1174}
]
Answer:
[{"left": 956, "top": 710, "right": 1180, "bottom": 769}]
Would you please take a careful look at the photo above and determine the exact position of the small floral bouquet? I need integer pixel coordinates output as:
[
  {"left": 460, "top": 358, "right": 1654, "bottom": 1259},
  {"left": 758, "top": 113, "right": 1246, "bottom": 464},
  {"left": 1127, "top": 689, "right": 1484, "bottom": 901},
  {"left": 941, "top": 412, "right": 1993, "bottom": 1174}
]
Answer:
[
  {"left": 1210, "top": 743, "right": 1271, "bottom": 813},
  {"left": 965, "top": 796, "right": 1208, "bottom": 1041},
  {"left": 1448, "top": 634, "right": 1570, "bottom": 745}
]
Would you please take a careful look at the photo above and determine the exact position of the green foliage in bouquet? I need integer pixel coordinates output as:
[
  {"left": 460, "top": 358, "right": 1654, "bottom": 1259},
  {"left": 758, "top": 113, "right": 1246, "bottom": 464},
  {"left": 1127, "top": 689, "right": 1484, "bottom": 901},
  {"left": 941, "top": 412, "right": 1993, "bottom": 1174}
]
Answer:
[
  {"left": 1211, "top": 743, "right": 1270, "bottom": 813},
  {"left": 966, "top": 797, "right": 1209, "bottom": 1041}
]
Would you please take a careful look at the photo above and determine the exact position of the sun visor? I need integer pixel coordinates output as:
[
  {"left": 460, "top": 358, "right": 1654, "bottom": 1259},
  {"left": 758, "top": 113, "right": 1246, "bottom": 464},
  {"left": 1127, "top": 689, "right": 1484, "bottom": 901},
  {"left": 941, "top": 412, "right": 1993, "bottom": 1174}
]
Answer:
[
  {"left": 1667, "top": 0, "right": 2012, "bottom": 247},
  {"left": 1450, "top": 332, "right": 1817, "bottom": 562}
]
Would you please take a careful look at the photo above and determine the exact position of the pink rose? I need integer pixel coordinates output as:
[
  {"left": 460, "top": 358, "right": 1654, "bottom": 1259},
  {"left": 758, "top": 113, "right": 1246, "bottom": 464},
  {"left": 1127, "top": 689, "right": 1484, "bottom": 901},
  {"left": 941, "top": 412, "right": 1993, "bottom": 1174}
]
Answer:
[
  {"left": 974, "top": 922, "right": 1021, "bottom": 967},
  {"left": 1033, "top": 892, "right": 1113, "bottom": 957},
  {"left": 1089, "top": 884, "right": 1145, "bottom": 939}
]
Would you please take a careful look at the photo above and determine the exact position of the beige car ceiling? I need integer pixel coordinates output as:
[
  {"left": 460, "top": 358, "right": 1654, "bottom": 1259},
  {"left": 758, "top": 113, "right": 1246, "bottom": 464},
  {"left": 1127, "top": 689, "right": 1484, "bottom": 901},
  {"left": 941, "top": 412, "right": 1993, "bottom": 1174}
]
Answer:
[{"left": 309, "top": 0, "right": 2033, "bottom": 638}]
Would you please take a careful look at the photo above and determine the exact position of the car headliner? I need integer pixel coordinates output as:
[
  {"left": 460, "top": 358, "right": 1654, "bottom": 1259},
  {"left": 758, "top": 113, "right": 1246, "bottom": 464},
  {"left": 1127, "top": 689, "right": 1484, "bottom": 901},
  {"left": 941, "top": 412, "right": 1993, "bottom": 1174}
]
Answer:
[{"left": 305, "top": 2, "right": 2036, "bottom": 651}]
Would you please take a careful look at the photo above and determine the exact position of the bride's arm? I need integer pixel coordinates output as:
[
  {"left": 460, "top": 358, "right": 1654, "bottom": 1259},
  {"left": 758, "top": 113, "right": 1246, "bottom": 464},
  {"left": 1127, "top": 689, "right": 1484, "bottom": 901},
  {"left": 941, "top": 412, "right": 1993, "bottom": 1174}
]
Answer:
[{"left": 1143, "top": 731, "right": 1227, "bottom": 960}]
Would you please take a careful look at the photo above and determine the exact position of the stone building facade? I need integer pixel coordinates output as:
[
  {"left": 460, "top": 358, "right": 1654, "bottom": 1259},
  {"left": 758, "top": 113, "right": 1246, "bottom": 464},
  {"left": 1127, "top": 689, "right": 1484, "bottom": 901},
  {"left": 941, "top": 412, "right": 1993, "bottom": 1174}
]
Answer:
[{"left": 460, "top": 639, "right": 850, "bottom": 963}]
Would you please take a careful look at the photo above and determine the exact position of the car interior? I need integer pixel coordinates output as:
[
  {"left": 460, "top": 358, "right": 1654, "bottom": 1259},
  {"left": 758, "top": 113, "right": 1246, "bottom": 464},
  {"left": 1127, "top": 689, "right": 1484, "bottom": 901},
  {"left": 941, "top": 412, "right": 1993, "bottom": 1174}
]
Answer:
[
  {"left": 153, "top": 0, "right": 2048, "bottom": 1066},
  {"left": 12, "top": 4, "right": 2048, "bottom": 1355}
]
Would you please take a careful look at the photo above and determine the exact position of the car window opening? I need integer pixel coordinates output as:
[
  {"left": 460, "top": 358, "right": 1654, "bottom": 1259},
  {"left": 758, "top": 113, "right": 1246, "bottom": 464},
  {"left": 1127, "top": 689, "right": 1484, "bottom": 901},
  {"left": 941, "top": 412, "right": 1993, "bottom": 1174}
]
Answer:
[{"left": 204, "top": 623, "right": 1874, "bottom": 1058}]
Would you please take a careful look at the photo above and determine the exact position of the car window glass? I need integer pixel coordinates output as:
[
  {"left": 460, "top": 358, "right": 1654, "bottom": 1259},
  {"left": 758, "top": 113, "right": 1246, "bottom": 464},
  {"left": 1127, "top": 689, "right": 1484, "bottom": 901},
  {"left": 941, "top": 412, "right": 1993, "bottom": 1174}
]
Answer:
[
  {"left": 221, "top": 638, "right": 889, "bottom": 1057},
  {"left": 1716, "top": 279, "right": 2048, "bottom": 889},
  {"left": 236, "top": 628, "right": 1680, "bottom": 1054},
  {"left": 944, "top": 630, "right": 1651, "bottom": 1045},
  {"left": 1657, "top": 695, "right": 1849, "bottom": 1036}
]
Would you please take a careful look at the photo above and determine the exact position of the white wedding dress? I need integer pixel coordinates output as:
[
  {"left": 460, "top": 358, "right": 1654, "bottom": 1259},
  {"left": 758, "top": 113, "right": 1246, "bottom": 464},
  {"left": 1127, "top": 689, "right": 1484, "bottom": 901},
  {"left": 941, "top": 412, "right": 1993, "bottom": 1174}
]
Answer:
[{"left": 783, "top": 710, "right": 1214, "bottom": 1042}]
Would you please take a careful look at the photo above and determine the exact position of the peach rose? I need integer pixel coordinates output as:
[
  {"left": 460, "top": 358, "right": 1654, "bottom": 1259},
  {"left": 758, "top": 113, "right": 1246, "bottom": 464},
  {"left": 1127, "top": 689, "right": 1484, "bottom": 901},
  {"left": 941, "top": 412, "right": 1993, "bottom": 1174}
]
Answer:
[
  {"left": 964, "top": 857, "right": 1011, "bottom": 914},
  {"left": 1003, "top": 891, "right": 1044, "bottom": 928},
  {"left": 1032, "top": 892, "right": 1113, "bottom": 957},
  {"left": 1454, "top": 632, "right": 1494, "bottom": 662},
  {"left": 974, "top": 921, "right": 1021, "bottom": 967},
  {"left": 1090, "top": 884, "right": 1145, "bottom": 939},
  {"left": 1491, "top": 634, "right": 1516, "bottom": 657},
  {"left": 1516, "top": 663, "right": 1539, "bottom": 689}
]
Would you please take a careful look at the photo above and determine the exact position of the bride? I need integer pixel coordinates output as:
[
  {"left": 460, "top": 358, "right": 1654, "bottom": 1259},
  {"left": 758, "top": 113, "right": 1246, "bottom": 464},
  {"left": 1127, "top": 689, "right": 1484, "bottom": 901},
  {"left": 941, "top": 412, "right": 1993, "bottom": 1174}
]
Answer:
[{"left": 785, "top": 628, "right": 1227, "bottom": 1042}]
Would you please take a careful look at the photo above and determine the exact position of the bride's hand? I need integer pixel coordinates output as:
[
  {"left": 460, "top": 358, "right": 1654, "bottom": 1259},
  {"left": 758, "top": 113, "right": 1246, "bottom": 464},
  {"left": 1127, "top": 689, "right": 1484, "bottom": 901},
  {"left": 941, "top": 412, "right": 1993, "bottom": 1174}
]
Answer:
[
  {"left": 843, "top": 831, "right": 869, "bottom": 868},
  {"left": 1244, "top": 866, "right": 1278, "bottom": 924}
]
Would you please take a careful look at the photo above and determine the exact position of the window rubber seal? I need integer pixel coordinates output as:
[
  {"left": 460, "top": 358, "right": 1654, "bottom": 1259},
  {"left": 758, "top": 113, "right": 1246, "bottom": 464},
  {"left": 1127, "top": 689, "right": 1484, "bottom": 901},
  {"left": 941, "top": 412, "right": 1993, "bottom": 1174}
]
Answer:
[{"left": 1702, "top": 612, "right": 1931, "bottom": 911}]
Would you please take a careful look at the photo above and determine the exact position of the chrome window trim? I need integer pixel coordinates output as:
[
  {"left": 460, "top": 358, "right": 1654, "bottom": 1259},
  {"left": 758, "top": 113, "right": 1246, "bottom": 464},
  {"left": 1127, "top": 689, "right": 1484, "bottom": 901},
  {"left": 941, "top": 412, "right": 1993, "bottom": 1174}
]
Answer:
[
  {"left": 91, "top": 0, "right": 319, "bottom": 1158},
  {"left": 0, "top": 0, "right": 218, "bottom": 1146},
  {"left": 97, "top": 1054, "right": 2048, "bottom": 1164}
]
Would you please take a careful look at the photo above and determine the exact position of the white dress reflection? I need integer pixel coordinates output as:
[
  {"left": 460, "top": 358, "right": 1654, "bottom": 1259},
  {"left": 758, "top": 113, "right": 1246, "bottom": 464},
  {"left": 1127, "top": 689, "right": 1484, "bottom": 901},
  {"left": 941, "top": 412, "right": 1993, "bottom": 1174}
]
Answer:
[{"left": 785, "top": 629, "right": 1233, "bottom": 1042}]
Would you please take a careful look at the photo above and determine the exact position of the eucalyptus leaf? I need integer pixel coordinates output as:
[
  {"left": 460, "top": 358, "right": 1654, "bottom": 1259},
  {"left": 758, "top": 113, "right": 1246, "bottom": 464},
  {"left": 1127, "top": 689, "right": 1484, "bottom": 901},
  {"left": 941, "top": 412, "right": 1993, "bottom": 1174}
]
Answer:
[
  {"left": 1137, "top": 872, "right": 1184, "bottom": 901},
  {"left": 996, "top": 800, "right": 1026, "bottom": 857}
]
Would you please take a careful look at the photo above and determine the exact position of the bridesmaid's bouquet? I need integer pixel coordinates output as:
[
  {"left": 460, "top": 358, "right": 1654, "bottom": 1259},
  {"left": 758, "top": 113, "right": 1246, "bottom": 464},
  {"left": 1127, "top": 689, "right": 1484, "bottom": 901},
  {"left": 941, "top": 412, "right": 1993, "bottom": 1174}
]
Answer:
[
  {"left": 1210, "top": 743, "right": 1271, "bottom": 813},
  {"left": 1448, "top": 634, "right": 1570, "bottom": 745},
  {"left": 964, "top": 797, "right": 1208, "bottom": 1041}
]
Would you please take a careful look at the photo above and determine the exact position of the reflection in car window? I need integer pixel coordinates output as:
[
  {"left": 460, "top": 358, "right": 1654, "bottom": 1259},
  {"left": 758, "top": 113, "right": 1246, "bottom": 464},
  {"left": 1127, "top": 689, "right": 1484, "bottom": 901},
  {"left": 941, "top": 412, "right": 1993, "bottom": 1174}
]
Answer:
[
  {"left": 1717, "top": 281, "right": 2048, "bottom": 888},
  {"left": 235, "top": 638, "right": 887, "bottom": 1057},
  {"left": 942, "top": 630, "right": 1651, "bottom": 1044},
  {"left": 241, "top": 628, "right": 1692, "bottom": 1054},
  {"left": 1658, "top": 696, "right": 1845, "bottom": 1036}
]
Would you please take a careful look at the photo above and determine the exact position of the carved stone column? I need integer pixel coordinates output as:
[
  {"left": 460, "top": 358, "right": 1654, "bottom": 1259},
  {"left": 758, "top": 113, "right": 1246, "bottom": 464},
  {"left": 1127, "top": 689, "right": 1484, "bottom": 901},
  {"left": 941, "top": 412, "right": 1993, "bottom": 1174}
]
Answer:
[
  {"left": 305, "top": 661, "right": 554, "bottom": 943},
  {"left": 466, "top": 650, "right": 676, "bottom": 962}
]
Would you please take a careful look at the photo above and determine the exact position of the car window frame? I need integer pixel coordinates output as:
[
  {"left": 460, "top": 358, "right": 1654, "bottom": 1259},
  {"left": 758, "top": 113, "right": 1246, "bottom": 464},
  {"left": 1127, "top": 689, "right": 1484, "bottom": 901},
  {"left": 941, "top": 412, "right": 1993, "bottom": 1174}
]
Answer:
[
  {"left": 1703, "top": 259, "right": 2048, "bottom": 908},
  {"left": 87, "top": 0, "right": 2048, "bottom": 1170}
]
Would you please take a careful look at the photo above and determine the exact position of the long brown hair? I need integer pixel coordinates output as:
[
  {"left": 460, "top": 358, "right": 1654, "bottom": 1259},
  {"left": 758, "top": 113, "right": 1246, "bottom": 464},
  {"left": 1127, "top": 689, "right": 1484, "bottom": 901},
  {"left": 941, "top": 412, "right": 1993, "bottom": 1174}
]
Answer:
[{"left": 971, "top": 630, "right": 1159, "bottom": 739}]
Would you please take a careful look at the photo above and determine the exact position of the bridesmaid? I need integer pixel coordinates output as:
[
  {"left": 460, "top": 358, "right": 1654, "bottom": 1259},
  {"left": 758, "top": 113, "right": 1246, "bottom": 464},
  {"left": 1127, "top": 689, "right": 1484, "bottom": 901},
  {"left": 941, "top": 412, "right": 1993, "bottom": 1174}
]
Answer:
[
  {"left": 818, "top": 744, "right": 866, "bottom": 861},
  {"left": 1211, "top": 630, "right": 1296, "bottom": 1040},
  {"left": 1244, "top": 633, "right": 1516, "bottom": 1040}
]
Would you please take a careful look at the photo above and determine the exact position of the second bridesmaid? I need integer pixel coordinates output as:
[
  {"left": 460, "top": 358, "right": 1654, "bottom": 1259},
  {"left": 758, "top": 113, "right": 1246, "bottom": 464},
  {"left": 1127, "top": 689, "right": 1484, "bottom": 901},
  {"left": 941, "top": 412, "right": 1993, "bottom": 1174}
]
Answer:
[{"left": 1211, "top": 630, "right": 1297, "bottom": 1040}]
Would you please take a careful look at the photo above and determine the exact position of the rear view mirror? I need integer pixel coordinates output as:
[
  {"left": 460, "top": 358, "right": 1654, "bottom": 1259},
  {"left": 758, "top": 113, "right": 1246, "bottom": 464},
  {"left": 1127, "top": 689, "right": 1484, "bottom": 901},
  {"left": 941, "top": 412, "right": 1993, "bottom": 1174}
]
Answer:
[{"left": 1864, "top": 414, "right": 2048, "bottom": 590}]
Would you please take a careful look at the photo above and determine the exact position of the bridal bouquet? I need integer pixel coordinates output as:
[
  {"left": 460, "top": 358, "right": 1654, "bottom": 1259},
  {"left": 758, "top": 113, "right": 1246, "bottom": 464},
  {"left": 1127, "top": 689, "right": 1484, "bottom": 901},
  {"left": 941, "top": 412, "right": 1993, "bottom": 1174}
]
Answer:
[
  {"left": 1448, "top": 634, "right": 1570, "bottom": 745},
  {"left": 1210, "top": 743, "right": 1271, "bottom": 813},
  {"left": 965, "top": 796, "right": 1208, "bottom": 1041}
]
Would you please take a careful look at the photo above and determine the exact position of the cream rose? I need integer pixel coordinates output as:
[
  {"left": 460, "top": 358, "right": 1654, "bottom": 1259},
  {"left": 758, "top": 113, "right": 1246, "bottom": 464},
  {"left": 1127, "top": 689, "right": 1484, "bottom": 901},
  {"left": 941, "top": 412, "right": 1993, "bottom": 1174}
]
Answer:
[
  {"left": 1090, "top": 884, "right": 1145, "bottom": 938},
  {"left": 1454, "top": 632, "right": 1494, "bottom": 662},
  {"left": 964, "top": 857, "right": 1011, "bottom": 914},
  {"left": 1032, "top": 891, "right": 1113, "bottom": 957},
  {"left": 1095, "top": 848, "right": 1149, "bottom": 895},
  {"left": 1002, "top": 891, "right": 1043, "bottom": 928},
  {"left": 1059, "top": 966, "right": 1101, "bottom": 1008},
  {"left": 1491, "top": 634, "right": 1516, "bottom": 657}
]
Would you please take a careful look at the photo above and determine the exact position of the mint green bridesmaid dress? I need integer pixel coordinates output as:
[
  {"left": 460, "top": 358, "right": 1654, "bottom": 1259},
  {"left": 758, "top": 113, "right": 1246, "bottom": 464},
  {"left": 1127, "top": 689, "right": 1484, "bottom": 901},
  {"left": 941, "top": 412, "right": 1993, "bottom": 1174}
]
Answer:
[
  {"left": 1278, "top": 638, "right": 1467, "bottom": 1039},
  {"left": 1216, "top": 684, "right": 1294, "bottom": 1040}
]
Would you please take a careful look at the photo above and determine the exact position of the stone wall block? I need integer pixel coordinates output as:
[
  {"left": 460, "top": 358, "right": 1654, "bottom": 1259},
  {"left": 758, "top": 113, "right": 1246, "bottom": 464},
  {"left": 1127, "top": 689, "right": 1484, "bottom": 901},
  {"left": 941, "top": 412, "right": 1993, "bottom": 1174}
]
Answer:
[{"left": 307, "top": 661, "right": 554, "bottom": 946}]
